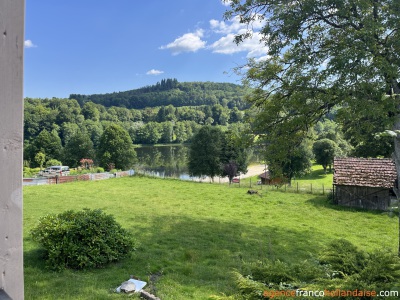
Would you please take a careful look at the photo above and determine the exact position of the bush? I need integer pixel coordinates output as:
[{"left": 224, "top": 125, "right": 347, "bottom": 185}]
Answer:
[
  {"left": 23, "top": 167, "right": 40, "bottom": 178},
  {"left": 319, "top": 238, "right": 366, "bottom": 276},
  {"left": 227, "top": 239, "right": 400, "bottom": 300},
  {"left": 45, "top": 159, "right": 62, "bottom": 167},
  {"left": 95, "top": 167, "right": 105, "bottom": 173},
  {"left": 31, "top": 208, "right": 136, "bottom": 270}
]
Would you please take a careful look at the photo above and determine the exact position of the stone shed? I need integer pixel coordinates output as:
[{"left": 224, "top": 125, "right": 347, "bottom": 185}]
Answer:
[{"left": 333, "top": 157, "right": 397, "bottom": 211}]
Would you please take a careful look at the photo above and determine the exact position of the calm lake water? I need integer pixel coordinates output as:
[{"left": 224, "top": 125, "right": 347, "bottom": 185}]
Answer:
[
  {"left": 134, "top": 144, "right": 191, "bottom": 179},
  {"left": 134, "top": 144, "right": 260, "bottom": 180}
]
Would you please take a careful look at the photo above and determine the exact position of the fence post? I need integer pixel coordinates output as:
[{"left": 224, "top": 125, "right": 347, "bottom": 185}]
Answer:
[
  {"left": 250, "top": 178, "right": 252, "bottom": 188},
  {"left": 311, "top": 183, "right": 312, "bottom": 194},
  {"left": 297, "top": 182, "right": 299, "bottom": 193},
  {"left": 322, "top": 184, "right": 324, "bottom": 195}
]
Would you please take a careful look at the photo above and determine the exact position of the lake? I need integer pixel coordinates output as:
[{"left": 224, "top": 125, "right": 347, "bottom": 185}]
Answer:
[
  {"left": 134, "top": 144, "right": 260, "bottom": 180},
  {"left": 134, "top": 144, "right": 191, "bottom": 179}
]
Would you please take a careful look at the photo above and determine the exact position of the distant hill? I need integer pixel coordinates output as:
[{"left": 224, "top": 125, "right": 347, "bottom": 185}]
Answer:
[{"left": 70, "top": 79, "right": 251, "bottom": 110}]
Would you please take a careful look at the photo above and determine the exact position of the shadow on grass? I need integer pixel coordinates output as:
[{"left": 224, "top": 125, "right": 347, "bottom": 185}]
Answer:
[
  {"left": 24, "top": 215, "right": 332, "bottom": 299},
  {"left": 305, "top": 196, "right": 391, "bottom": 216},
  {"left": 294, "top": 168, "right": 333, "bottom": 181},
  {"left": 119, "top": 216, "right": 330, "bottom": 298}
]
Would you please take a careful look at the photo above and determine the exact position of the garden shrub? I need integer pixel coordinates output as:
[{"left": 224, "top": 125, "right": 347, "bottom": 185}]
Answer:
[
  {"left": 226, "top": 239, "right": 400, "bottom": 300},
  {"left": 319, "top": 238, "right": 366, "bottom": 276},
  {"left": 31, "top": 208, "right": 136, "bottom": 270},
  {"left": 95, "top": 167, "right": 105, "bottom": 173},
  {"left": 45, "top": 159, "right": 62, "bottom": 167},
  {"left": 23, "top": 167, "right": 40, "bottom": 178},
  {"left": 251, "top": 260, "right": 296, "bottom": 284}
]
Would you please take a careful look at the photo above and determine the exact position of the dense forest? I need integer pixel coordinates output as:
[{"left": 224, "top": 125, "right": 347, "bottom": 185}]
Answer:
[
  {"left": 24, "top": 78, "right": 391, "bottom": 175},
  {"left": 24, "top": 80, "right": 251, "bottom": 168},
  {"left": 70, "top": 79, "right": 251, "bottom": 109}
]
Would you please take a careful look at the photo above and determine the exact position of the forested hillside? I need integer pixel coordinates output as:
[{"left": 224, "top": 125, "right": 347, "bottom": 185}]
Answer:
[
  {"left": 24, "top": 80, "right": 251, "bottom": 168},
  {"left": 70, "top": 79, "right": 251, "bottom": 109}
]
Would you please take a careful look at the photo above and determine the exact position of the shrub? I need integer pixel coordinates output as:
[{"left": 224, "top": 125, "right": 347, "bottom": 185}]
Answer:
[
  {"left": 31, "top": 208, "right": 136, "bottom": 270},
  {"left": 319, "top": 238, "right": 366, "bottom": 276},
  {"left": 23, "top": 167, "right": 40, "bottom": 178},
  {"left": 227, "top": 239, "right": 400, "bottom": 300},
  {"left": 95, "top": 167, "right": 105, "bottom": 173},
  {"left": 109, "top": 168, "right": 119, "bottom": 174},
  {"left": 45, "top": 159, "right": 62, "bottom": 167}
]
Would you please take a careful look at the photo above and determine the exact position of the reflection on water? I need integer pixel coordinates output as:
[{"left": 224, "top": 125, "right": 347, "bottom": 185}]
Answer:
[
  {"left": 134, "top": 145, "right": 190, "bottom": 178},
  {"left": 134, "top": 144, "right": 260, "bottom": 180}
]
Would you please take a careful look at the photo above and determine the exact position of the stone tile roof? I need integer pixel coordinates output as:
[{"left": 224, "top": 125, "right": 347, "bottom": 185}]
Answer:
[{"left": 333, "top": 157, "right": 397, "bottom": 188}]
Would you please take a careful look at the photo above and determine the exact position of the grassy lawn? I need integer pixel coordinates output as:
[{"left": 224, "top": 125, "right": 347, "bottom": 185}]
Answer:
[
  {"left": 237, "top": 163, "right": 333, "bottom": 194},
  {"left": 23, "top": 175, "right": 397, "bottom": 299}
]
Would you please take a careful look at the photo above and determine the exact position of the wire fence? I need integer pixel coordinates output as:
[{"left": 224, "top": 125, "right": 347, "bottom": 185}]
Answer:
[
  {"left": 24, "top": 169, "right": 333, "bottom": 196},
  {"left": 221, "top": 180, "right": 333, "bottom": 195}
]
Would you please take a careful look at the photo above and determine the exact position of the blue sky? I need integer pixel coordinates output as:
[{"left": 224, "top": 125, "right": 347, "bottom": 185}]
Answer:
[{"left": 24, "top": 0, "right": 267, "bottom": 98}]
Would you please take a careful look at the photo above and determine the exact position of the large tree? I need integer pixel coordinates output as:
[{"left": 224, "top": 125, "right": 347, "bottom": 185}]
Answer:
[
  {"left": 97, "top": 124, "right": 137, "bottom": 170},
  {"left": 224, "top": 0, "right": 400, "bottom": 249},
  {"left": 188, "top": 126, "right": 224, "bottom": 180},
  {"left": 313, "top": 138, "right": 339, "bottom": 173},
  {"left": 63, "top": 131, "right": 95, "bottom": 168},
  {"left": 220, "top": 128, "right": 250, "bottom": 183},
  {"left": 188, "top": 125, "right": 250, "bottom": 182},
  {"left": 25, "top": 129, "right": 63, "bottom": 166}
]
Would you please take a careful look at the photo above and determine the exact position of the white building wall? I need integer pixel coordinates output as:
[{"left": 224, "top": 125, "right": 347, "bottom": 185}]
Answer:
[{"left": 0, "top": 0, "right": 25, "bottom": 299}]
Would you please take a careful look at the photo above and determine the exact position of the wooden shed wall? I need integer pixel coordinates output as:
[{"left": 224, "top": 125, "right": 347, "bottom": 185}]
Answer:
[{"left": 334, "top": 185, "right": 391, "bottom": 211}]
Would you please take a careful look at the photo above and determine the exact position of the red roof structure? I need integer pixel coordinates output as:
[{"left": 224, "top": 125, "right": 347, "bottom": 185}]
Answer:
[{"left": 333, "top": 157, "right": 397, "bottom": 189}]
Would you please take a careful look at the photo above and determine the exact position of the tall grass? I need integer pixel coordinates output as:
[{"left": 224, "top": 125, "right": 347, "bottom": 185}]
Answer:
[{"left": 24, "top": 175, "right": 397, "bottom": 299}]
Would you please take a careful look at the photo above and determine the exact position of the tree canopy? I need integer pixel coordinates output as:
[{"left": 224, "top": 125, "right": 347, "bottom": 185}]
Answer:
[
  {"left": 188, "top": 126, "right": 250, "bottom": 181},
  {"left": 23, "top": 81, "right": 250, "bottom": 168},
  {"left": 70, "top": 80, "right": 250, "bottom": 110},
  {"left": 313, "top": 138, "right": 338, "bottom": 173},
  {"left": 225, "top": 0, "right": 400, "bottom": 174},
  {"left": 97, "top": 124, "right": 137, "bottom": 170},
  {"left": 188, "top": 126, "right": 224, "bottom": 180}
]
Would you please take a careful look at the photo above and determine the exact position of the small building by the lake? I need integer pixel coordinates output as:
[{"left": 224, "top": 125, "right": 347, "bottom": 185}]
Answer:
[
  {"left": 333, "top": 157, "right": 397, "bottom": 211},
  {"left": 258, "top": 171, "right": 287, "bottom": 185}
]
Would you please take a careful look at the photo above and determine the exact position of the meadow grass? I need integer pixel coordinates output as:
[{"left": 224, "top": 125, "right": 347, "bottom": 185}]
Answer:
[
  {"left": 234, "top": 163, "right": 333, "bottom": 194},
  {"left": 24, "top": 175, "right": 397, "bottom": 299}
]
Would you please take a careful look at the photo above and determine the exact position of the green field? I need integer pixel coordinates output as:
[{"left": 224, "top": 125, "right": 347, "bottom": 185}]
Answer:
[{"left": 23, "top": 174, "right": 397, "bottom": 299}]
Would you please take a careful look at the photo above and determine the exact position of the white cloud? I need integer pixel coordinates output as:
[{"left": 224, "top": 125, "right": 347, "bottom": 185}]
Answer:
[
  {"left": 210, "top": 16, "right": 244, "bottom": 34},
  {"left": 146, "top": 69, "right": 164, "bottom": 75},
  {"left": 210, "top": 15, "right": 263, "bottom": 34},
  {"left": 160, "top": 14, "right": 267, "bottom": 59},
  {"left": 210, "top": 31, "right": 267, "bottom": 58},
  {"left": 24, "top": 40, "right": 37, "bottom": 48},
  {"left": 160, "top": 29, "right": 206, "bottom": 55},
  {"left": 208, "top": 15, "right": 267, "bottom": 59}
]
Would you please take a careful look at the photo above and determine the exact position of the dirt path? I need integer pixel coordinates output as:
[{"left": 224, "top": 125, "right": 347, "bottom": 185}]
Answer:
[
  {"left": 192, "top": 164, "right": 267, "bottom": 183},
  {"left": 242, "top": 164, "right": 267, "bottom": 178}
]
